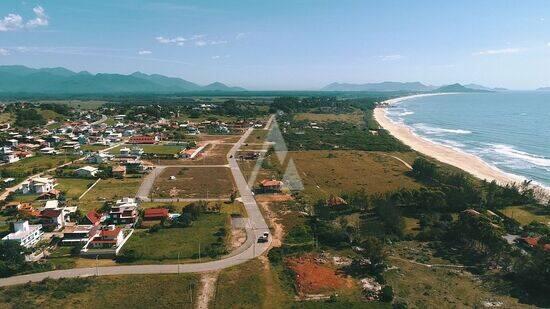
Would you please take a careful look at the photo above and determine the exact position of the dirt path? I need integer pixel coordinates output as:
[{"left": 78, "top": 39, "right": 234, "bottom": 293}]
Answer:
[
  {"left": 197, "top": 271, "right": 220, "bottom": 309},
  {"left": 258, "top": 201, "right": 285, "bottom": 248}
]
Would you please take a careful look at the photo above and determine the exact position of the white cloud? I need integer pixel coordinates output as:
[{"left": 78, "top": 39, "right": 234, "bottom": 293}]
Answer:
[
  {"left": 26, "top": 6, "right": 48, "bottom": 28},
  {"left": 472, "top": 48, "right": 522, "bottom": 56},
  {"left": 210, "top": 40, "right": 227, "bottom": 45},
  {"left": 0, "top": 48, "right": 10, "bottom": 56},
  {"left": 138, "top": 50, "right": 152, "bottom": 55},
  {"left": 195, "top": 40, "right": 207, "bottom": 47},
  {"left": 0, "top": 14, "right": 24, "bottom": 32},
  {"left": 380, "top": 54, "right": 404, "bottom": 61},
  {"left": 0, "top": 6, "right": 49, "bottom": 32},
  {"left": 236, "top": 32, "right": 246, "bottom": 40},
  {"left": 156, "top": 34, "right": 228, "bottom": 47},
  {"left": 211, "top": 55, "right": 220, "bottom": 59},
  {"left": 156, "top": 36, "right": 186, "bottom": 44}
]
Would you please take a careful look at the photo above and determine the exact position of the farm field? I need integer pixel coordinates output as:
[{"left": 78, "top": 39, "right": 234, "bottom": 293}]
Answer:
[
  {"left": 151, "top": 167, "right": 234, "bottom": 198},
  {"left": 121, "top": 213, "right": 229, "bottom": 263},
  {"left": 0, "top": 275, "right": 198, "bottom": 308},
  {"left": 288, "top": 150, "right": 421, "bottom": 201}
]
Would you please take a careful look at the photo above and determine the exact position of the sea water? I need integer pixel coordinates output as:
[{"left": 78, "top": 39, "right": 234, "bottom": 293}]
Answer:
[{"left": 386, "top": 92, "right": 550, "bottom": 187}]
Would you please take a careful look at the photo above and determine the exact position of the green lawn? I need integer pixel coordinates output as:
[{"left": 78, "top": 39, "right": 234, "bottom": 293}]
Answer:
[
  {"left": 0, "top": 275, "right": 198, "bottom": 308},
  {"left": 56, "top": 178, "right": 96, "bottom": 200},
  {"left": 80, "top": 145, "right": 108, "bottom": 152},
  {"left": 140, "top": 201, "right": 246, "bottom": 217},
  {"left": 109, "top": 144, "right": 184, "bottom": 155},
  {"left": 501, "top": 205, "right": 550, "bottom": 225},
  {"left": 0, "top": 155, "right": 76, "bottom": 177},
  {"left": 10, "top": 193, "right": 40, "bottom": 203},
  {"left": 77, "top": 177, "right": 142, "bottom": 211},
  {"left": 121, "top": 213, "right": 229, "bottom": 262}
]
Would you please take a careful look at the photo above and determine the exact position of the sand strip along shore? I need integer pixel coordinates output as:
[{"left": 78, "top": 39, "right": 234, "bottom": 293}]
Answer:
[{"left": 373, "top": 93, "right": 532, "bottom": 188}]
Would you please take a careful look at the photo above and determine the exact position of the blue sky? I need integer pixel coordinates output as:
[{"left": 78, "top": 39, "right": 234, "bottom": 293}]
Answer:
[{"left": 1, "top": 0, "right": 550, "bottom": 90}]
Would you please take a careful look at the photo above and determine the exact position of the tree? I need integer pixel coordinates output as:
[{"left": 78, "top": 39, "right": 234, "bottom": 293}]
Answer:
[
  {"left": 380, "top": 286, "right": 394, "bottom": 302},
  {"left": 412, "top": 157, "right": 438, "bottom": 181},
  {"left": 0, "top": 240, "right": 26, "bottom": 277}
]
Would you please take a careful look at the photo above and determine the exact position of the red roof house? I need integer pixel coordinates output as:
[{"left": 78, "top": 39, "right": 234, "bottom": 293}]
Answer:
[
  {"left": 259, "top": 179, "right": 283, "bottom": 191},
  {"left": 128, "top": 135, "right": 157, "bottom": 144},
  {"left": 83, "top": 211, "right": 102, "bottom": 226},
  {"left": 143, "top": 208, "right": 169, "bottom": 221}
]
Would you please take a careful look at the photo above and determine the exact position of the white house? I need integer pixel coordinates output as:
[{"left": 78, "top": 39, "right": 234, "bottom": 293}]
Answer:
[
  {"left": 20, "top": 177, "right": 56, "bottom": 194},
  {"left": 74, "top": 166, "right": 99, "bottom": 178},
  {"left": 0, "top": 147, "right": 19, "bottom": 164},
  {"left": 2, "top": 221, "right": 43, "bottom": 248},
  {"left": 88, "top": 226, "right": 124, "bottom": 249},
  {"left": 39, "top": 147, "right": 56, "bottom": 155},
  {"left": 87, "top": 152, "right": 113, "bottom": 164}
]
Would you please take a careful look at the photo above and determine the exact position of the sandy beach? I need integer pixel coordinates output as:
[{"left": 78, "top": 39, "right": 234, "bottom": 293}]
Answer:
[{"left": 374, "top": 94, "right": 528, "bottom": 187}]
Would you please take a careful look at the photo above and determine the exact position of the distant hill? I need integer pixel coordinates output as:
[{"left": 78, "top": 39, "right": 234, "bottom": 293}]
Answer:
[
  {"left": 536, "top": 87, "right": 550, "bottom": 91},
  {"left": 435, "top": 83, "right": 489, "bottom": 93},
  {"left": 464, "top": 83, "right": 507, "bottom": 91},
  {"left": 0, "top": 65, "right": 246, "bottom": 93},
  {"left": 321, "top": 81, "right": 436, "bottom": 92}
]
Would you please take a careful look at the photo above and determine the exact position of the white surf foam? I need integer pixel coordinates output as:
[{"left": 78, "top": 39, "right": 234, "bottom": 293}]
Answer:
[{"left": 413, "top": 123, "right": 472, "bottom": 135}]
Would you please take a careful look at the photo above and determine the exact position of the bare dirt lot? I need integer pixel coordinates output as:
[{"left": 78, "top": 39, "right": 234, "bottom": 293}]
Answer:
[
  {"left": 151, "top": 166, "right": 235, "bottom": 198},
  {"left": 157, "top": 143, "right": 232, "bottom": 166}
]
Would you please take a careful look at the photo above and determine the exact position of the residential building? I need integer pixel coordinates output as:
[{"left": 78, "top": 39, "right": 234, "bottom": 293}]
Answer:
[
  {"left": 74, "top": 166, "right": 99, "bottom": 178},
  {"left": 2, "top": 221, "right": 43, "bottom": 249},
  {"left": 40, "top": 208, "right": 65, "bottom": 230},
  {"left": 109, "top": 197, "right": 138, "bottom": 224},
  {"left": 112, "top": 165, "right": 126, "bottom": 178},
  {"left": 88, "top": 226, "right": 124, "bottom": 249},
  {"left": 143, "top": 208, "right": 169, "bottom": 221},
  {"left": 0, "top": 147, "right": 19, "bottom": 163},
  {"left": 61, "top": 225, "right": 99, "bottom": 245},
  {"left": 82, "top": 211, "right": 103, "bottom": 226},
  {"left": 20, "top": 177, "right": 56, "bottom": 194},
  {"left": 128, "top": 135, "right": 157, "bottom": 144},
  {"left": 259, "top": 179, "right": 284, "bottom": 192}
]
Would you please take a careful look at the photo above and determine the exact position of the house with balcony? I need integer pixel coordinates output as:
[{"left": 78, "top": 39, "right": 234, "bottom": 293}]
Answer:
[{"left": 2, "top": 221, "right": 43, "bottom": 249}]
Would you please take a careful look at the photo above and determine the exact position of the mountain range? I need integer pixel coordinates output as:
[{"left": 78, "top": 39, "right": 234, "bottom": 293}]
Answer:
[
  {"left": 321, "top": 81, "right": 506, "bottom": 92},
  {"left": 0, "top": 65, "right": 246, "bottom": 93}
]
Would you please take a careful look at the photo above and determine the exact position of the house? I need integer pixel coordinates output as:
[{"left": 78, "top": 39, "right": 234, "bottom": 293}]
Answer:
[
  {"left": 44, "top": 200, "right": 60, "bottom": 209},
  {"left": 82, "top": 211, "right": 103, "bottom": 226},
  {"left": 326, "top": 195, "right": 348, "bottom": 207},
  {"left": 38, "top": 189, "right": 61, "bottom": 200},
  {"left": 112, "top": 165, "right": 126, "bottom": 178},
  {"left": 20, "top": 177, "right": 56, "bottom": 194},
  {"left": 87, "top": 152, "right": 113, "bottom": 164},
  {"left": 125, "top": 159, "right": 145, "bottom": 173},
  {"left": 62, "top": 225, "right": 99, "bottom": 245},
  {"left": 1, "top": 221, "right": 43, "bottom": 249},
  {"left": 143, "top": 208, "right": 169, "bottom": 221},
  {"left": 128, "top": 135, "right": 157, "bottom": 144},
  {"left": 238, "top": 152, "right": 259, "bottom": 160},
  {"left": 130, "top": 146, "right": 144, "bottom": 156},
  {"left": 109, "top": 197, "right": 139, "bottom": 224},
  {"left": 88, "top": 226, "right": 124, "bottom": 249},
  {"left": 0, "top": 177, "right": 15, "bottom": 188},
  {"left": 119, "top": 147, "right": 131, "bottom": 156},
  {"left": 259, "top": 179, "right": 284, "bottom": 192},
  {"left": 39, "top": 147, "right": 56, "bottom": 155},
  {"left": 0, "top": 147, "right": 19, "bottom": 163},
  {"left": 74, "top": 166, "right": 99, "bottom": 178},
  {"left": 40, "top": 208, "right": 65, "bottom": 230}
]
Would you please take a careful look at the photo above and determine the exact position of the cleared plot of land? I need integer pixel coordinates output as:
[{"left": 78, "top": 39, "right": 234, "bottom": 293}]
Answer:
[
  {"left": 78, "top": 177, "right": 142, "bottom": 206},
  {"left": 237, "top": 159, "right": 276, "bottom": 186},
  {"left": 0, "top": 275, "right": 198, "bottom": 308},
  {"left": 157, "top": 143, "right": 232, "bottom": 166},
  {"left": 386, "top": 244, "right": 529, "bottom": 308},
  {"left": 245, "top": 129, "right": 269, "bottom": 143},
  {"left": 80, "top": 144, "right": 108, "bottom": 152},
  {"left": 109, "top": 144, "right": 184, "bottom": 155},
  {"left": 288, "top": 150, "right": 421, "bottom": 201},
  {"left": 198, "top": 134, "right": 241, "bottom": 143},
  {"left": 122, "top": 213, "right": 228, "bottom": 262},
  {"left": 294, "top": 110, "right": 365, "bottom": 125},
  {"left": 501, "top": 205, "right": 550, "bottom": 225},
  {"left": 0, "top": 155, "right": 76, "bottom": 177},
  {"left": 0, "top": 112, "right": 13, "bottom": 124},
  {"left": 56, "top": 178, "right": 96, "bottom": 200},
  {"left": 140, "top": 201, "right": 246, "bottom": 217},
  {"left": 151, "top": 167, "right": 234, "bottom": 198}
]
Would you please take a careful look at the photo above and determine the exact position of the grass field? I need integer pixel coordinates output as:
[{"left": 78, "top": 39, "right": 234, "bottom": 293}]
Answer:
[
  {"left": 0, "top": 155, "right": 76, "bottom": 177},
  {"left": 198, "top": 134, "right": 241, "bottom": 143},
  {"left": 0, "top": 275, "right": 198, "bottom": 308},
  {"left": 78, "top": 177, "right": 142, "bottom": 208},
  {"left": 151, "top": 167, "right": 234, "bottom": 198},
  {"left": 245, "top": 129, "right": 269, "bottom": 143},
  {"left": 121, "top": 213, "right": 229, "bottom": 262},
  {"left": 157, "top": 143, "right": 231, "bottom": 166},
  {"left": 501, "top": 205, "right": 550, "bottom": 225},
  {"left": 288, "top": 150, "right": 421, "bottom": 201},
  {"left": 294, "top": 110, "right": 365, "bottom": 125},
  {"left": 140, "top": 201, "right": 246, "bottom": 216},
  {"left": 0, "top": 112, "right": 13, "bottom": 124},
  {"left": 80, "top": 144, "right": 108, "bottom": 152},
  {"left": 109, "top": 144, "right": 184, "bottom": 155},
  {"left": 56, "top": 178, "right": 96, "bottom": 200}
]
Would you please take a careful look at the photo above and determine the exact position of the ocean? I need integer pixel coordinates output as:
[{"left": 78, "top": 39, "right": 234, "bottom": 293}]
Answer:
[{"left": 385, "top": 92, "right": 550, "bottom": 188}]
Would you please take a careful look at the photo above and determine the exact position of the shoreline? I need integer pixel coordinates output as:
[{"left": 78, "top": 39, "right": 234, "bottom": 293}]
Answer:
[{"left": 374, "top": 93, "right": 550, "bottom": 196}]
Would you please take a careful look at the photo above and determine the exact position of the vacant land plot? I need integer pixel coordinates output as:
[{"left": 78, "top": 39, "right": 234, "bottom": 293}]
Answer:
[
  {"left": 157, "top": 143, "right": 231, "bottom": 166},
  {"left": 0, "top": 155, "right": 76, "bottom": 177},
  {"left": 0, "top": 275, "right": 198, "bottom": 308},
  {"left": 294, "top": 110, "right": 365, "bottom": 125},
  {"left": 109, "top": 144, "right": 184, "bottom": 155},
  {"left": 237, "top": 159, "right": 275, "bottom": 186},
  {"left": 386, "top": 254, "right": 529, "bottom": 308},
  {"left": 501, "top": 205, "right": 550, "bottom": 225},
  {"left": 0, "top": 112, "right": 13, "bottom": 123},
  {"left": 287, "top": 255, "right": 354, "bottom": 296},
  {"left": 198, "top": 134, "right": 241, "bottom": 143},
  {"left": 79, "top": 177, "right": 142, "bottom": 203},
  {"left": 121, "top": 213, "right": 228, "bottom": 262},
  {"left": 151, "top": 167, "right": 234, "bottom": 198},
  {"left": 80, "top": 144, "right": 108, "bottom": 152},
  {"left": 56, "top": 178, "right": 96, "bottom": 200},
  {"left": 288, "top": 150, "right": 421, "bottom": 201},
  {"left": 140, "top": 201, "right": 246, "bottom": 216},
  {"left": 245, "top": 129, "right": 269, "bottom": 143}
]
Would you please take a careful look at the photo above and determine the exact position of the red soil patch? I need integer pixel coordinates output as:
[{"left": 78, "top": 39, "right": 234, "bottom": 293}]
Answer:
[{"left": 286, "top": 255, "right": 350, "bottom": 295}]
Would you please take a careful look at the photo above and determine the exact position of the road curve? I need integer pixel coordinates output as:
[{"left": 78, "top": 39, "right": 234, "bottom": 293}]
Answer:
[{"left": 0, "top": 122, "right": 273, "bottom": 287}]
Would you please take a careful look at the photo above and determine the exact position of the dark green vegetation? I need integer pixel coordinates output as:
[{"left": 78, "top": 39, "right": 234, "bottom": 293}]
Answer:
[
  {"left": 0, "top": 275, "right": 198, "bottom": 308},
  {"left": 0, "top": 155, "right": 76, "bottom": 179},
  {"left": 0, "top": 240, "right": 53, "bottom": 278},
  {"left": 273, "top": 97, "right": 409, "bottom": 151}
]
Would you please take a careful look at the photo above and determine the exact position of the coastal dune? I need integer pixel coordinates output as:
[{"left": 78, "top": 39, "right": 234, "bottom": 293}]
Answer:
[{"left": 374, "top": 94, "right": 527, "bottom": 187}]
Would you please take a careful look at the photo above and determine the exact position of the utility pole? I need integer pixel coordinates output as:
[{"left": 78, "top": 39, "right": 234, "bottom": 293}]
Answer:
[
  {"left": 199, "top": 242, "right": 201, "bottom": 262},
  {"left": 95, "top": 255, "right": 99, "bottom": 276},
  {"left": 177, "top": 252, "right": 180, "bottom": 274}
]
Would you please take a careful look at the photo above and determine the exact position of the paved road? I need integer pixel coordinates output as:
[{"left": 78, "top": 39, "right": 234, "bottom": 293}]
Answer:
[
  {"left": 0, "top": 124, "right": 272, "bottom": 287},
  {"left": 90, "top": 114, "right": 108, "bottom": 125}
]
